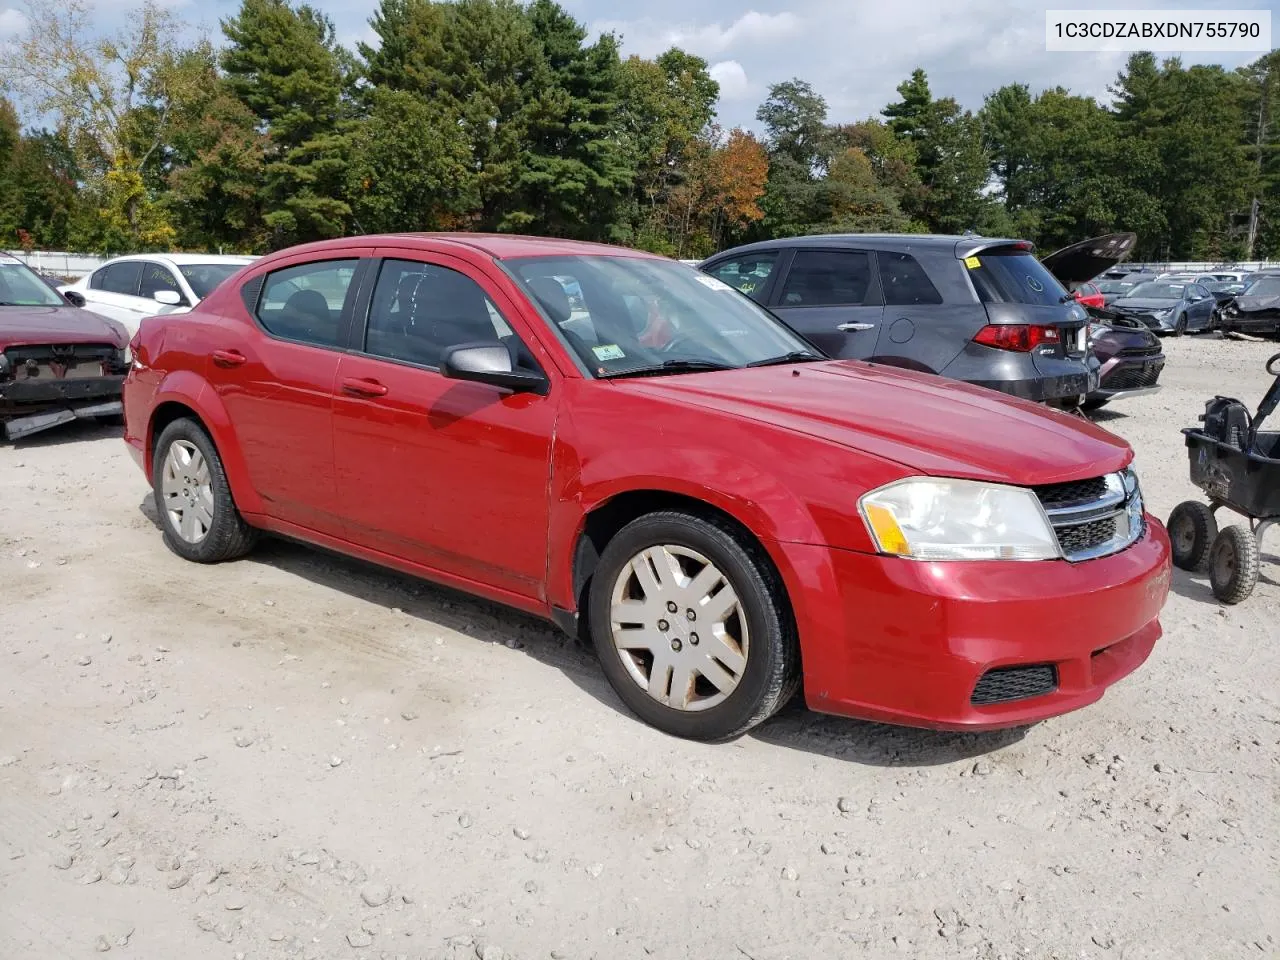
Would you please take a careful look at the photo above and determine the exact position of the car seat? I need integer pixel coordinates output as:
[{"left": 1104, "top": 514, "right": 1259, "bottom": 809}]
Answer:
[{"left": 279, "top": 289, "right": 333, "bottom": 342}]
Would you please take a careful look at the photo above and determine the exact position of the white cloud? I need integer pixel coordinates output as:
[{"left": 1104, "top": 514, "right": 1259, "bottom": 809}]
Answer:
[
  {"left": 0, "top": 7, "right": 30, "bottom": 37},
  {"left": 709, "top": 60, "right": 750, "bottom": 101},
  {"left": 594, "top": 10, "right": 802, "bottom": 60}
]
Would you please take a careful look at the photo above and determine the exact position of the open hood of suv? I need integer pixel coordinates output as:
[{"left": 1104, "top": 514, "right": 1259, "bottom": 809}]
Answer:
[{"left": 1041, "top": 233, "right": 1137, "bottom": 286}]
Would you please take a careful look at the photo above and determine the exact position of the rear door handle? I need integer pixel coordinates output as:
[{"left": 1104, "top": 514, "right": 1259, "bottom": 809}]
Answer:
[
  {"left": 837, "top": 322, "right": 876, "bottom": 332},
  {"left": 211, "top": 349, "right": 247, "bottom": 368},
  {"left": 340, "top": 377, "right": 389, "bottom": 398}
]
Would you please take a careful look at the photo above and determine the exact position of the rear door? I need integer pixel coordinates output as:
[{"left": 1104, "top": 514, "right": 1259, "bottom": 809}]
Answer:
[
  {"left": 137, "top": 261, "right": 192, "bottom": 316},
  {"left": 766, "top": 248, "right": 883, "bottom": 358},
  {"left": 82, "top": 261, "right": 145, "bottom": 329}
]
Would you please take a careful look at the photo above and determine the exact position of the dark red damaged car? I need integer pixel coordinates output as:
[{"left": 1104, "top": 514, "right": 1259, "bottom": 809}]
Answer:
[
  {"left": 121, "top": 233, "right": 1172, "bottom": 742},
  {"left": 1, "top": 255, "right": 131, "bottom": 441}
]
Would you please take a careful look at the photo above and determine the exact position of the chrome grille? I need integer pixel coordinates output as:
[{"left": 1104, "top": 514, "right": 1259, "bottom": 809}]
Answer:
[{"left": 1034, "top": 469, "right": 1145, "bottom": 562}]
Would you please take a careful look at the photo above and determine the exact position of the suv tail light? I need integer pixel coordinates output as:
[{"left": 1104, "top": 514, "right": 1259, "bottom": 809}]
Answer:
[{"left": 973, "top": 324, "right": 1060, "bottom": 352}]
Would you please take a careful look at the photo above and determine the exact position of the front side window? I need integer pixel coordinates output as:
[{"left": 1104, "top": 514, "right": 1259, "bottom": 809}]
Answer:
[
  {"left": 138, "top": 262, "right": 182, "bottom": 300},
  {"left": 256, "top": 259, "right": 358, "bottom": 347},
  {"left": 879, "top": 251, "right": 942, "bottom": 305},
  {"left": 706, "top": 253, "right": 778, "bottom": 301},
  {"left": 363, "top": 259, "right": 537, "bottom": 371},
  {"left": 181, "top": 264, "right": 246, "bottom": 300},
  {"left": 0, "top": 258, "right": 65, "bottom": 307},
  {"left": 967, "top": 249, "right": 1068, "bottom": 306},
  {"left": 507, "top": 255, "right": 817, "bottom": 377},
  {"left": 777, "top": 250, "right": 872, "bottom": 307},
  {"left": 100, "top": 261, "right": 143, "bottom": 297}
]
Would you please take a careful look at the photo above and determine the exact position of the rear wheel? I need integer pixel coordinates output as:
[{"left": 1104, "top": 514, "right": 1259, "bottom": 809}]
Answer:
[
  {"left": 1208, "top": 526, "right": 1259, "bottom": 605},
  {"left": 587, "top": 511, "right": 800, "bottom": 742},
  {"left": 1167, "top": 501, "right": 1217, "bottom": 572},
  {"left": 152, "top": 418, "right": 257, "bottom": 563}
]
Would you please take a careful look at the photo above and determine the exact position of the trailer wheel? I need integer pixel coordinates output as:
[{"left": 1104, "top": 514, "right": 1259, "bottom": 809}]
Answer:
[
  {"left": 1167, "top": 501, "right": 1217, "bottom": 572},
  {"left": 1209, "top": 526, "right": 1260, "bottom": 605}
]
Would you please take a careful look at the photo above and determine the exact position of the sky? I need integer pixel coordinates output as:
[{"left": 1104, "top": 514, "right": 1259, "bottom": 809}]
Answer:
[{"left": 1, "top": 0, "right": 1276, "bottom": 130}]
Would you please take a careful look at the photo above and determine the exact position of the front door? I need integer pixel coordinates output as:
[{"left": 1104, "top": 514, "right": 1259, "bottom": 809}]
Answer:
[
  {"left": 331, "top": 254, "right": 557, "bottom": 600},
  {"left": 767, "top": 248, "right": 884, "bottom": 359},
  {"left": 205, "top": 255, "right": 366, "bottom": 535}
]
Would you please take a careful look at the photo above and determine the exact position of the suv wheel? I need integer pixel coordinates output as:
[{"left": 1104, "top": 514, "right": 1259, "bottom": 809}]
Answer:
[
  {"left": 588, "top": 511, "right": 800, "bottom": 742},
  {"left": 152, "top": 418, "right": 258, "bottom": 563}
]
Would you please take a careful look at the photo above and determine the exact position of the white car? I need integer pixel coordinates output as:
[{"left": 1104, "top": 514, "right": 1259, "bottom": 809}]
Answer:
[{"left": 60, "top": 254, "right": 258, "bottom": 335}]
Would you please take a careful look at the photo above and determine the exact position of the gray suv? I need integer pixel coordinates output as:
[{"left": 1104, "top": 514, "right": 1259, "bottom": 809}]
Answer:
[{"left": 699, "top": 234, "right": 1099, "bottom": 407}]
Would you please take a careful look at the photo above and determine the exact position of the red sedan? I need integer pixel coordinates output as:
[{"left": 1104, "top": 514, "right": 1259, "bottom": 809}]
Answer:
[{"left": 121, "top": 234, "right": 1171, "bottom": 742}]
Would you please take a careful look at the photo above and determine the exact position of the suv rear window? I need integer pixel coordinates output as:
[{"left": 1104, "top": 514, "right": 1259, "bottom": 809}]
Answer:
[{"left": 966, "top": 250, "right": 1067, "bottom": 307}]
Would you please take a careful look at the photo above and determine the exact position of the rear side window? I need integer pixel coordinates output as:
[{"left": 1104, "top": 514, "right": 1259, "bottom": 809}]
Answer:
[
  {"left": 778, "top": 250, "right": 872, "bottom": 307},
  {"left": 879, "top": 252, "right": 942, "bottom": 305},
  {"left": 100, "top": 262, "right": 142, "bottom": 296},
  {"left": 256, "top": 259, "right": 359, "bottom": 347},
  {"left": 967, "top": 250, "right": 1067, "bottom": 307},
  {"left": 706, "top": 253, "right": 778, "bottom": 301}
]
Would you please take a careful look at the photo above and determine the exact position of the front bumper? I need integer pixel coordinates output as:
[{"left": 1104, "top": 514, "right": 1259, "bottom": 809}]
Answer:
[
  {"left": 776, "top": 519, "right": 1171, "bottom": 731},
  {"left": 1088, "top": 353, "right": 1165, "bottom": 402},
  {"left": 1219, "top": 313, "right": 1280, "bottom": 335},
  {"left": 1, "top": 375, "right": 125, "bottom": 440}
]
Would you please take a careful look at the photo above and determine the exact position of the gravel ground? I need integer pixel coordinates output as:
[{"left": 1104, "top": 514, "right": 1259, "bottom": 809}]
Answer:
[{"left": 1, "top": 335, "right": 1277, "bottom": 960}]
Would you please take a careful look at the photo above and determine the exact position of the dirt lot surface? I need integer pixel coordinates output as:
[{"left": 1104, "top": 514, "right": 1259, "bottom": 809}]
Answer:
[{"left": 2, "top": 336, "right": 1277, "bottom": 960}]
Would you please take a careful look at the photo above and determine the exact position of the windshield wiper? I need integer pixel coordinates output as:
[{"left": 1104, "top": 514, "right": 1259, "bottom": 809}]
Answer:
[
  {"left": 743, "top": 350, "right": 825, "bottom": 368},
  {"left": 603, "top": 359, "right": 734, "bottom": 379}
]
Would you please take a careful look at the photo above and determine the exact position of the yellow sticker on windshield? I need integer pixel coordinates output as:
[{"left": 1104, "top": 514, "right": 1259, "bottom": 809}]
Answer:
[{"left": 964, "top": 256, "right": 981, "bottom": 269}]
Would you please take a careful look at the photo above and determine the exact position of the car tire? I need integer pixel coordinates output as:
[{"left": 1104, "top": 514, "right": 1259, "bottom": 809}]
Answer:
[
  {"left": 587, "top": 510, "right": 800, "bottom": 742},
  {"left": 1167, "top": 501, "right": 1216, "bottom": 573},
  {"left": 151, "top": 418, "right": 258, "bottom": 563},
  {"left": 1173, "top": 314, "right": 1187, "bottom": 336},
  {"left": 1208, "top": 525, "right": 1259, "bottom": 605}
]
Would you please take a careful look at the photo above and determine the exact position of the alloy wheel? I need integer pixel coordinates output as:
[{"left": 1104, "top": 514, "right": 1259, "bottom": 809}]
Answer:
[
  {"left": 160, "top": 439, "right": 215, "bottom": 543},
  {"left": 608, "top": 544, "right": 749, "bottom": 712}
]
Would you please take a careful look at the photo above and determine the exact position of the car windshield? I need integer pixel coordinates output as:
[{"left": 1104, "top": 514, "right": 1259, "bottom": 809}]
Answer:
[
  {"left": 504, "top": 255, "right": 820, "bottom": 377},
  {"left": 1125, "top": 282, "right": 1185, "bottom": 300},
  {"left": 1096, "top": 280, "right": 1134, "bottom": 294},
  {"left": 967, "top": 250, "right": 1069, "bottom": 306},
  {"left": 1204, "top": 281, "right": 1244, "bottom": 294},
  {"left": 179, "top": 263, "right": 246, "bottom": 300},
  {"left": 0, "top": 257, "right": 66, "bottom": 307},
  {"left": 1245, "top": 278, "right": 1280, "bottom": 297}
]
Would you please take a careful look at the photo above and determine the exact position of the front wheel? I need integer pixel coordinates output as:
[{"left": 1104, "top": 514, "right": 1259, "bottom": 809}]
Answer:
[
  {"left": 1173, "top": 314, "right": 1188, "bottom": 336},
  {"left": 151, "top": 418, "right": 258, "bottom": 563},
  {"left": 587, "top": 511, "right": 800, "bottom": 742},
  {"left": 1167, "top": 501, "right": 1217, "bottom": 572},
  {"left": 1208, "top": 526, "right": 1259, "bottom": 605}
]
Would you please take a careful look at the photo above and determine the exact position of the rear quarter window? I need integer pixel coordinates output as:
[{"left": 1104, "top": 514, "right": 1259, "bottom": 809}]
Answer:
[{"left": 966, "top": 251, "right": 1068, "bottom": 307}]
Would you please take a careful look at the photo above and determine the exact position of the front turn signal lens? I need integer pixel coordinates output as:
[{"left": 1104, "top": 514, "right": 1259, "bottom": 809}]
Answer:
[{"left": 863, "top": 503, "right": 911, "bottom": 555}]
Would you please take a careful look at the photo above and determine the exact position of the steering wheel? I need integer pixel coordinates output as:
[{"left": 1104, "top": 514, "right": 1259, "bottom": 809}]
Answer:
[
  {"left": 1267, "top": 352, "right": 1280, "bottom": 377},
  {"left": 658, "top": 333, "right": 702, "bottom": 355}
]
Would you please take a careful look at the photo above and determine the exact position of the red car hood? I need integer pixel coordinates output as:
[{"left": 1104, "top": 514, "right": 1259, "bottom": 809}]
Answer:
[
  {"left": 616, "top": 360, "right": 1132, "bottom": 486},
  {"left": 0, "top": 306, "right": 129, "bottom": 348}
]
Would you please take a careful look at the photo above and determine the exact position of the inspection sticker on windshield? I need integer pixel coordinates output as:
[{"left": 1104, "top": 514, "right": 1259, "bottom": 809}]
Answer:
[
  {"left": 964, "top": 255, "right": 981, "bottom": 269},
  {"left": 695, "top": 274, "right": 735, "bottom": 292},
  {"left": 592, "top": 344, "right": 626, "bottom": 361}
]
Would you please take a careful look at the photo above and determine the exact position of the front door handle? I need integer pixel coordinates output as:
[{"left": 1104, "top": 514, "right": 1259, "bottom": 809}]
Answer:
[
  {"left": 211, "top": 349, "right": 247, "bottom": 368},
  {"left": 837, "top": 322, "right": 876, "bottom": 332},
  {"left": 340, "top": 377, "right": 389, "bottom": 398}
]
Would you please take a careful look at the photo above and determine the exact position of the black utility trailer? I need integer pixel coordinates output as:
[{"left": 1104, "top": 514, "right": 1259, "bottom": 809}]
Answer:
[{"left": 1167, "top": 352, "right": 1280, "bottom": 603}]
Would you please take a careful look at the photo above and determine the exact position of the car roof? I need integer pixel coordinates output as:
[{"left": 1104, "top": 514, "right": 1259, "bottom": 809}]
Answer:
[
  {"left": 271, "top": 233, "right": 665, "bottom": 262},
  {"left": 703, "top": 233, "right": 1033, "bottom": 261},
  {"left": 97, "top": 253, "right": 259, "bottom": 267}
]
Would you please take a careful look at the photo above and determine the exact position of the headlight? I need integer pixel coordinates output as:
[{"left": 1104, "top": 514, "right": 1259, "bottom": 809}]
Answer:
[
  {"left": 858, "top": 478, "right": 1060, "bottom": 561},
  {"left": 1157, "top": 308, "right": 1174, "bottom": 318}
]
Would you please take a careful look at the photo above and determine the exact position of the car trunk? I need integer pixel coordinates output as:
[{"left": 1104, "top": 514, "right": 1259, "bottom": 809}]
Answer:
[{"left": 963, "top": 243, "right": 1092, "bottom": 379}]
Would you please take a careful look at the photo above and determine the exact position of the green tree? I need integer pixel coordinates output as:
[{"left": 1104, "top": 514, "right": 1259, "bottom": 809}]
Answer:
[
  {"left": 756, "top": 79, "right": 830, "bottom": 238},
  {"left": 1239, "top": 50, "right": 1280, "bottom": 257},
  {"left": 345, "top": 87, "right": 474, "bottom": 233},
  {"left": 882, "top": 68, "right": 993, "bottom": 233},
  {"left": 221, "top": 0, "right": 353, "bottom": 247}
]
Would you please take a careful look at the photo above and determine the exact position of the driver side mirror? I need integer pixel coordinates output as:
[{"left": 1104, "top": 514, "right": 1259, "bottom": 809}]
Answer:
[
  {"left": 62, "top": 290, "right": 86, "bottom": 308},
  {"left": 153, "top": 289, "right": 183, "bottom": 306},
  {"left": 440, "top": 342, "right": 548, "bottom": 394}
]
